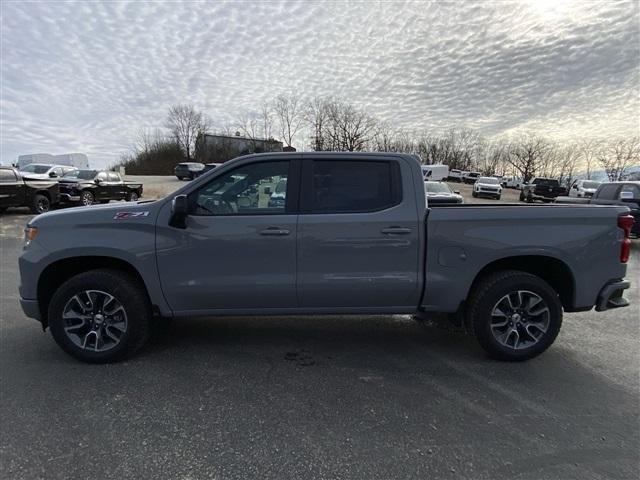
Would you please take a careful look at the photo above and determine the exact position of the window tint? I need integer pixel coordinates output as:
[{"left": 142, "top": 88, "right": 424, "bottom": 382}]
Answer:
[
  {"left": 620, "top": 184, "right": 640, "bottom": 200},
  {"left": 596, "top": 184, "right": 619, "bottom": 200},
  {"left": 192, "top": 161, "right": 289, "bottom": 215},
  {"left": 107, "top": 172, "right": 120, "bottom": 182},
  {"left": 308, "top": 160, "right": 401, "bottom": 213},
  {"left": 0, "top": 169, "right": 17, "bottom": 182}
]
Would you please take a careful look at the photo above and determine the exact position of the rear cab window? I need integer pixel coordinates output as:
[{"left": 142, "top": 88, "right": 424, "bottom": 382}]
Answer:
[{"left": 302, "top": 159, "right": 402, "bottom": 213}]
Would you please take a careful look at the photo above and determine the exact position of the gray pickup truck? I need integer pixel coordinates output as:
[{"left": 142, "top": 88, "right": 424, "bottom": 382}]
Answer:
[{"left": 18, "top": 152, "right": 633, "bottom": 363}]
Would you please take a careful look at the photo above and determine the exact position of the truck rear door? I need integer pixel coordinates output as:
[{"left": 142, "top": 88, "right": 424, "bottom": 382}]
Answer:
[
  {"left": 297, "top": 156, "right": 421, "bottom": 309},
  {"left": 0, "top": 169, "right": 23, "bottom": 208}
]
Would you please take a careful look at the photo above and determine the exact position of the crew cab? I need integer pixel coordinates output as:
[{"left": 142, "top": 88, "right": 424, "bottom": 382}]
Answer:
[
  {"left": 58, "top": 169, "right": 143, "bottom": 206},
  {"left": 18, "top": 153, "right": 632, "bottom": 363},
  {"left": 556, "top": 181, "right": 640, "bottom": 236},
  {"left": 0, "top": 166, "right": 59, "bottom": 214},
  {"left": 520, "top": 177, "right": 567, "bottom": 203}
]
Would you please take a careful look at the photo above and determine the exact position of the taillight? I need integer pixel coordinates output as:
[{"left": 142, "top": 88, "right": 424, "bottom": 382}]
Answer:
[{"left": 618, "top": 214, "right": 634, "bottom": 263}]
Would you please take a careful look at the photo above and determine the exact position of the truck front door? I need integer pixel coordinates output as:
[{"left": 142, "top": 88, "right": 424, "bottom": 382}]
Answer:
[
  {"left": 156, "top": 158, "right": 300, "bottom": 314},
  {"left": 297, "top": 157, "right": 421, "bottom": 309},
  {"left": 0, "top": 169, "right": 23, "bottom": 208}
]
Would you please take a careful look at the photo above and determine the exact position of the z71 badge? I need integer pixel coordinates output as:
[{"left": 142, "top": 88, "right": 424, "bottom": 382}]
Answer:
[{"left": 114, "top": 211, "right": 150, "bottom": 220}]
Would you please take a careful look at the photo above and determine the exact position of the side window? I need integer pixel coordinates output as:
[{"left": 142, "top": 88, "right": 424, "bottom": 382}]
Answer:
[
  {"left": 191, "top": 161, "right": 289, "bottom": 216},
  {"left": 96, "top": 172, "right": 108, "bottom": 181},
  {"left": 307, "top": 160, "right": 401, "bottom": 213},
  {"left": 107, "top": 172, "right": 120, "bottom": 182},
  {"left": 0, "top": 169, "right": 18, "bottom": 182},
  {"left": 620, "top": 184, "right": 640, "bottom": 200},
  {"left": 52, "top": 167, "right": 63, "bottom": 177},
  {"left": 596, "top": 184, "right": 619, "bottom": 200}
]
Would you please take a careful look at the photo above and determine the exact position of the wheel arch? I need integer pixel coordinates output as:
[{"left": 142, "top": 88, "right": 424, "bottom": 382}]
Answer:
[
  {"left": 37, "top": 256, "right": 152, "bottom": 327},
  {"left": 469, "top": 255, "right": 576, "bottom": 310}
]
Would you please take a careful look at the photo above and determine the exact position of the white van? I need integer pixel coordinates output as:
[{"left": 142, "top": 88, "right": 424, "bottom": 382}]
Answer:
[
  {"left": 421, "top": 165, "right": 449, "bottom": 182},
  {"left": 502, "top": 176, "right": 523, "bottom": 189}
]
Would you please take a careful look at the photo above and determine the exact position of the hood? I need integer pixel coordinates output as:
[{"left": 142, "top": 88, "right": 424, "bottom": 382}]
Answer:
[{"left": 29, "top": 199, "right": 163, "bottom": 228}]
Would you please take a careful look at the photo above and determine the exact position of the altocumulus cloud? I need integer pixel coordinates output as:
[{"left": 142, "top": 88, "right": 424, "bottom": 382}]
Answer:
[{"left": 1, "top": 0, "right": 638, "bottom": 167}]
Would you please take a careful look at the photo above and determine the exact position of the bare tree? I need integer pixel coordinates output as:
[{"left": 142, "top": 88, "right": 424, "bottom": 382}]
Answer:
[
  {"left": 273, "top": 94, "right": 303, "bottom": 148},
  {"left": 305, "top": 96, "right": 330, "bottom": 151},
  {"left": 579, "top": 138, "right": 600, "bottom": 180},
  {"left": 165, "top": 104, "right": 208, "bottom": 161},
  {"left": 598, "top": 137, "right": 640, "bottom": 181},
  {"left": 507, "top": 134, "right": 550, "bottom": 182},
  {"left": 324, "top": 100, "right": 378, "bottom": 151}
]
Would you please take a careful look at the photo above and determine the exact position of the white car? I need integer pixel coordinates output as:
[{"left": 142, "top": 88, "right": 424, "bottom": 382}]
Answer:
[
  {"left": 18, "top": 163, "right": 75, "bottom": 180},
  {"left": 502, "top": 175, "right": 523, "bottom": 189},
  {"left": 472, "top": 176, "right": 502, "bottom": 200},
  {"left": 447, "top": 169, "right": 464, "bottom": 182},
  {"left": 569, "top": 179, "right": 601, "bottom": 198}
]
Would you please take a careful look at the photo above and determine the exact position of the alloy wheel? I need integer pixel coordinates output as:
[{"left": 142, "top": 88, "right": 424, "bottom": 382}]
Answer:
[
  {"left": 62, "top": 290, "right": 128, "bottom": 352},
  {"left": 490, "top": 290, "right": 550, "bottom": 350}
]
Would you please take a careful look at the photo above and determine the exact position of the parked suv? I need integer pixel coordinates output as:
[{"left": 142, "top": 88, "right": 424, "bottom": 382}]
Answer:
[{"left": 472, "top": 176, "right": 502, "bottom": 200}]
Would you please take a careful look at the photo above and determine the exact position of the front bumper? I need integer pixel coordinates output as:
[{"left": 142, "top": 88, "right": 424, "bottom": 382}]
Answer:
[
  {"left": 59, "top": 193, "right": 80, "bottom": 202},
  {"left": 19, "top": 297, "right": 41, "bottom": 321},
  {"left": 595, "top": 280, "right": 631, "bottom": 312}
]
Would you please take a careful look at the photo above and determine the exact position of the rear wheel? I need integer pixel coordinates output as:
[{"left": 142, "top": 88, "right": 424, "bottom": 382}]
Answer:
[
  {"left": 80, "top": 190, "right": 95, "bottom": 206},
  {"left": 466, "top": 270, "right": 562, "bottom": 361},
  {"left": 31, "top": 194, "right": 50, "bottom": 214},
  {"left": 527, "top": 192, "right": 534, "bottom": 203},
  {"left": 519, "top": 191, "right": 525, "bottom": 201},
  {"left": 126, "top": 191, "right": 139, "bottom": 202},
  {"left": 48, "top": 269, "right": 151, "bottom": 363}
]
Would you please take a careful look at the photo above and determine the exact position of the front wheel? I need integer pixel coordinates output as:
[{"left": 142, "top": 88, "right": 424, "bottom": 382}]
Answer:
[
  {"left": 466, "top": 270, "right": 562, "bottom": 361},
  {"left": 519, "top": 191, "right": 525, "bottom": 201},
  {"left": 526, "top": 192, "right": 534, "bottom": 203},
  {"left": 31, "top": 194, "right": 51, "bottom": 214},
  {"left": 126, "top": 191, "right": 139, "bottom": 202},
  {"left": 80, "top": 190, "right": 95, "bottom": 206},
  {"left": 48, "top": 269, "right": 151, "bottom": 363},
  {"left": 496, "top": 195, "right": 501, "bottom": 200},
  {"left": 472, "top": 191, "right": 477, "bottom": 198}
]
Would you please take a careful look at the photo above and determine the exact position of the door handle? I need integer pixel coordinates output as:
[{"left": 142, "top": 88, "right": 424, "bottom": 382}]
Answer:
[
  {"left": 259, "top": 227, "right": 290, "bottom": 236},
  {"left": 381, "top": 227, "right": 412, "bottom": 235}
]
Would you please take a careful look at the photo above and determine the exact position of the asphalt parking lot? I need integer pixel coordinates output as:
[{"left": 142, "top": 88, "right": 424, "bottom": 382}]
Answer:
[{"left": 1, "top": 184, "right": 639, "bottom": 479}]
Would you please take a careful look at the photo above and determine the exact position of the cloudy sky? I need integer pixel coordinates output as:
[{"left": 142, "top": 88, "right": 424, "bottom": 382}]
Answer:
[{"left": 1, "top": 0, "right": 639, "bottom": 167}]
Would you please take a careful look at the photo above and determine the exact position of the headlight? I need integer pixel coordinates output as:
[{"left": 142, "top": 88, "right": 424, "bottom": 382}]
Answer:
[{"left": 24, "top": 226, "right": 38, "bottom": 244}]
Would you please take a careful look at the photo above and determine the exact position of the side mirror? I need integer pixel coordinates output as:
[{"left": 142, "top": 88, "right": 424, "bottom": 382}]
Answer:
[
  {"left": 95, "top": 178, "right": 102, "bottom": 185},
  {"left": 49, "top": 171, "right": 58, "bottom": 178},
  {"left": 170, "top": 194, "right": 188, "bottom": 229}
]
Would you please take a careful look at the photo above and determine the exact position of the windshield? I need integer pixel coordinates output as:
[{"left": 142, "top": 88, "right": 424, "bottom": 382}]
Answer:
[
  {"left": 424, "top": 182, "right": 452, "bottom": 193},
  {"left": 20, "top": 164, "right": 50, "bottom": 174},
  {"left": 478, "top": 177, "right": 499, "bottom": 184},
  {"left": 583, "top": 181, "right": 600, "bottom": 189},
  {"left": 63, "top": 169, "right": 97, "bottom": 180}
]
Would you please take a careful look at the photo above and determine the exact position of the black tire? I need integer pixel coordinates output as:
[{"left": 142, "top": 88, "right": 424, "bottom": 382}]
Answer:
[
  {"left": 527, "top": 192, "right": 534, "bottom": 203},
  {"left": 80, "top": 190, "right": 95, "bottom": 206},
  {"left": 176, "top": 176, "right": 184, "bottom": 181},
  {"left": 189, "top": 172, "right": 195, "bottom": 180},
  {"left": 48, "top": 269, "right": 151, "bottom": 363},
  {"left": 472, "top": 191, "right": 477, "bottom": 198},
  {"left": 496, "top": 195, "right": 501, "bottom": 200},
  {"left": 31, "top": 194, "right": 50, "bottom": 214},
  {"left": 519, "top": 191, "right": 525, "bottom": 202},
  {"left": 466, "top": 270, "right": 562, "bottom": 361},
  {"left": 126, "top": 191, "right": 139, "bottom": 202}
]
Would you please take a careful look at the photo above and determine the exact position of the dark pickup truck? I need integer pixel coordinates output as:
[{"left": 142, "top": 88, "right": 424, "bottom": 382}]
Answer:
[
  {"left": 520, "top": 177, "right": 568, "bottom": 203},
  {"left": 0, "top": 166, "right": 59, "bottom": 214},
  {"left": 556, "top": 181, "right": 640, "bottom": 236},
  {"left": 58, "top": 169, "right": 143, "bottom": 206}
]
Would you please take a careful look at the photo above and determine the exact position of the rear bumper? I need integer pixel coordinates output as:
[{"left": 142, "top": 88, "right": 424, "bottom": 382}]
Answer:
[
  {"left": 595, "top": 280, "right": 631, "bottom": 312},
  {"left": 19, "top": 297, "right": 41, "bottom": 321}
]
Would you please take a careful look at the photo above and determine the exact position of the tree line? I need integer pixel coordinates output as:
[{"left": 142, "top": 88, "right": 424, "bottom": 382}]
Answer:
[{"left": 118, "top": 95, "right": 639, "bottom": 182}]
